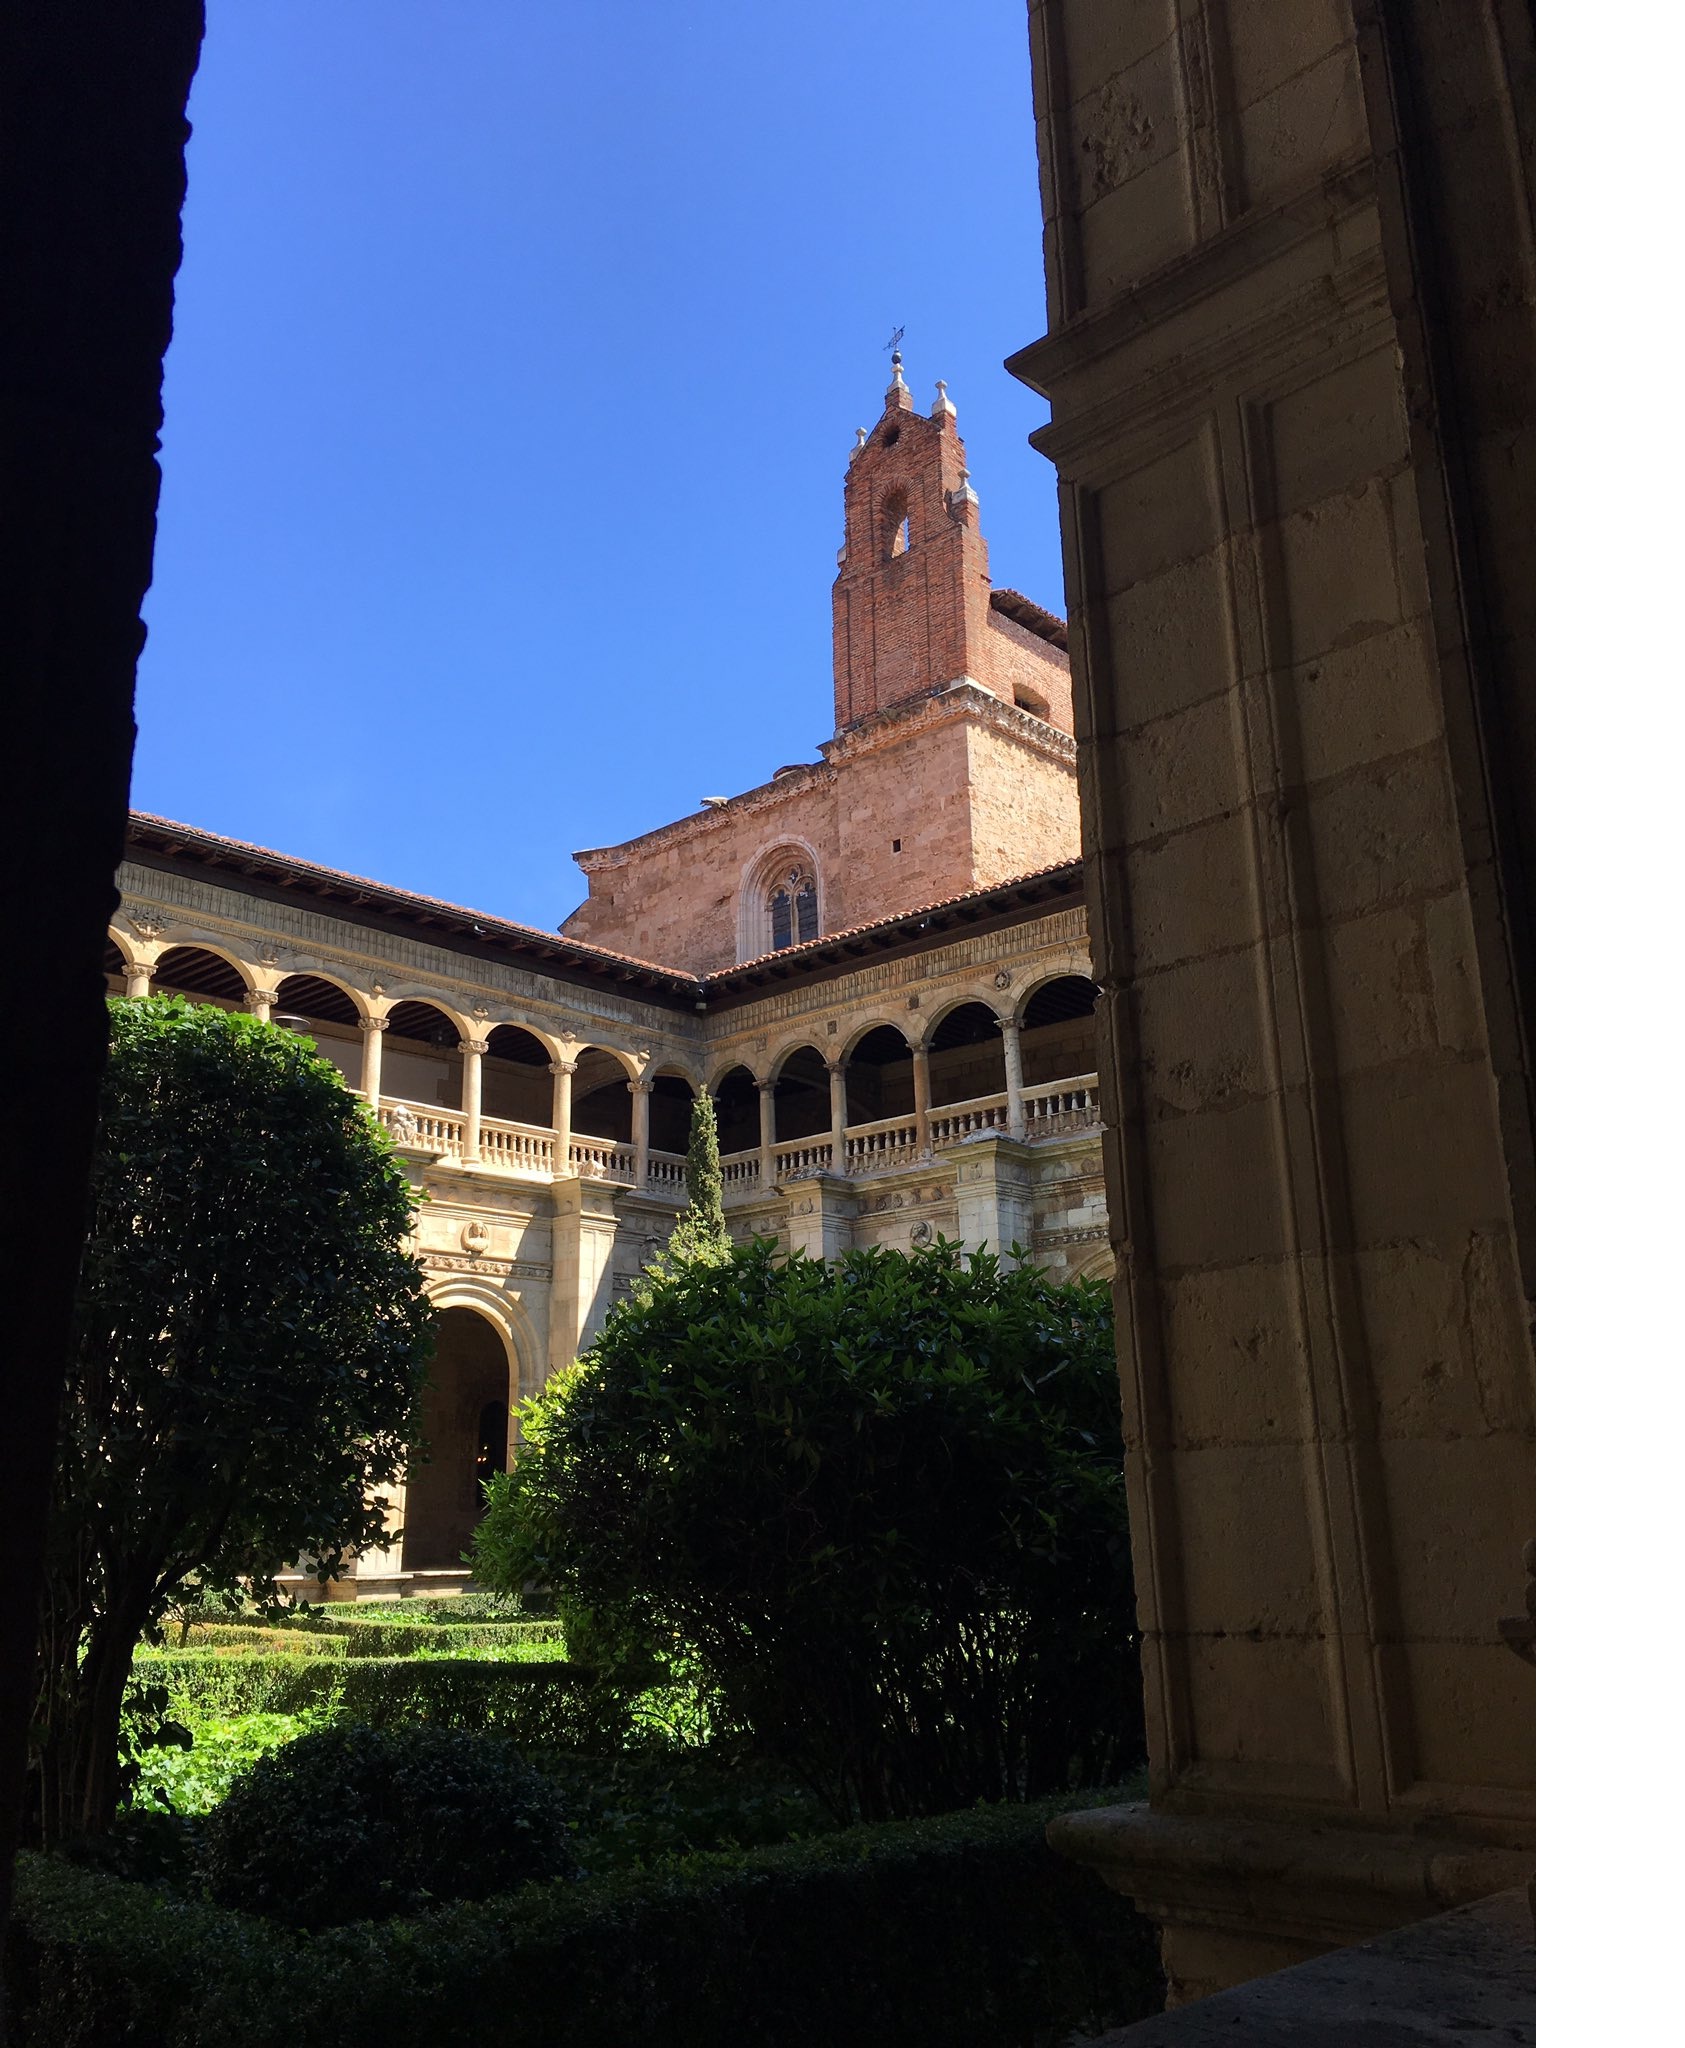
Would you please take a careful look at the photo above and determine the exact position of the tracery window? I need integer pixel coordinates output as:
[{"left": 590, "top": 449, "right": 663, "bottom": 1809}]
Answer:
[{"left": 769, "top": 864, "right": 818, "bottom": 950}]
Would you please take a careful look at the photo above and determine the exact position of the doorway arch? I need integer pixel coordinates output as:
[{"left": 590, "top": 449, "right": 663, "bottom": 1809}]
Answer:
[{"left": 400, "top": 1305, "right": 513, "bottom": 1572}]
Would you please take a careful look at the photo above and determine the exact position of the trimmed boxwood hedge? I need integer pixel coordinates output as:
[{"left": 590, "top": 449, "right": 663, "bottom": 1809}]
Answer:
[
  {"left": 6, "top": 1794, "right": 1163, "bottom": 2048},
  {"left": 132, "top": 1653, "right": 612, "bottom": 1750},
  {"left": 175, "top": 1617, "right": 569, "bottom": 1657}
]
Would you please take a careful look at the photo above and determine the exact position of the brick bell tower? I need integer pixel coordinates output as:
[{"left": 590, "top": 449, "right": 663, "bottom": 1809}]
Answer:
[{"left": 831, "top": 350, "right": 993, "bottom": 731}]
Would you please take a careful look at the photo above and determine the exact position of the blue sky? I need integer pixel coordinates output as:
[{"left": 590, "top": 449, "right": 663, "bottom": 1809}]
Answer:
[{"left": 135, "top": 2, "right": 1061, "bottom": 931}]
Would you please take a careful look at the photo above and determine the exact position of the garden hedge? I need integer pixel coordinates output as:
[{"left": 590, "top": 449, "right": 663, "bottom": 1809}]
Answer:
[
  {"left": 132, "top": 1653, "right": 610, "bottom": 1750},
  {"left": 6, "top": 1794, "right": 1163, "bottom": 2048},
  {"left": 175, "top": 1617, "right": 569, "bottom": 1657}
]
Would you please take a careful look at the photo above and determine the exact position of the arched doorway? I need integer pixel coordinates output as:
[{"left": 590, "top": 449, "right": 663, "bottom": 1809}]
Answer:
[{"left": 401, "top": 1306, "right": 511, "bottom": 1573}]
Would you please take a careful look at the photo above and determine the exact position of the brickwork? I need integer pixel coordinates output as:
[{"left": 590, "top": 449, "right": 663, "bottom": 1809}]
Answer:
[{"left": 564, "top": 374, "right": 1078, "bottom": 972}]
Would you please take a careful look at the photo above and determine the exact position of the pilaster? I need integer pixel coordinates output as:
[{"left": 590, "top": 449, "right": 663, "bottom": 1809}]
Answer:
[
  {"left": 782, "top": 1172, "right": 857, "bottom": 1264},
  {"left": 549, "top": 1174, "right": 623, "bottom": 1371},
  {"left": 949, "top": 1134, "right": 1034, "bottom": 1259}
]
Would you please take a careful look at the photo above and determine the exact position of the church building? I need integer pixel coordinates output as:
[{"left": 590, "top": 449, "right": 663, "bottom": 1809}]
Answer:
[{"left": 105, "top": 358, "right": 1111, "bottom": 1597}]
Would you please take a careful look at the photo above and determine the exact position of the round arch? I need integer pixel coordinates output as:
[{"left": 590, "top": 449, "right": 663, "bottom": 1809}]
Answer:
[
  {"left": 571, "top": 1044, "right": 634, "bottom": 1143},
  {"left": 151, "top": 943, "right": 255, "bottom": 1006},
  {"left": 482, "top": 1022, "right": 553, "bottom": 1126},
  {"left": 383, "top": 998, "right": 467, "bottom": 1113},
  {"left": 104, "top": 926, "right": 137, "bottom": 971},
  {"left": 768, "top": 1037, "right": 831, "bottom": 1083},
  {"left": 838, "top": 1012, "right": 913, "bottom": 1063},
  {"left": 925, "top": 1000, "right": 1006, "bottom": 1108},
  {"left": 709, "top": 1063, "right": 760, "bottom": 1157},
  {"left": 401, "top": 1292, "right": 527, "bottom": 1575},
  {"left": 844, "top": 1022, "right": 915, "bottom": 1127},
  {"left": 772, "top": 1044, "right": 830, "bottom": 1143},
  {"left": 273, "top": 972, "right": 365, "bottom": 1085},
  {"left": 1016, "top": 974, "right": 1099, "bottom": 1088}
]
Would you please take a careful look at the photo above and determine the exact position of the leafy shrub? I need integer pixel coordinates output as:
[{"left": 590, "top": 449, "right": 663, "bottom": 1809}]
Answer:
[
  {"left": 7, "top": 1785, "right": 1162, "bottom": 2048},
  {"left": 126, "top": 1713, "right": 321, "bottom": 1817},
  {"left": 37, "top": 997, "right": 432, "bottom": 1840},
  {"left": 203, "top": 1724, "right": 579, "bottom": 1928},
  {"left": 170, "top": 1625, "right": 349, "bottom": 1657},
  {"left": 178, "top": 1616, "right": 568, "bottom": 1657},
  {"left": 295, "top": 1592, "right": 566, "bottom": 1625},
  {"left": 475, "top": 1238, "right": 1143, "bottom": 1820}
]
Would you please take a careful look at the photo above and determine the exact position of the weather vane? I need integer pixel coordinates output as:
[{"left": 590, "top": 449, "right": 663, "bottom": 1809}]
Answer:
[{"left": 884, "top": 325, "right": 905, "bottom": 356}]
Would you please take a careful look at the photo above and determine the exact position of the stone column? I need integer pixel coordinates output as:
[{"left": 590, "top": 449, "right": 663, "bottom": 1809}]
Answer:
[
  {"left": 998, "top": 1015, "right": 1025, "bottom": 1140},
  {"left": 123, "top": 959, "right": 153, "bottom": 999},
  {"left": 910, "top": 1040, "right": 932, "bottom": 1157},
  {"left": 549, "top": 1058, "right": 576, "bottom": 1174},
  {"left": 757, "top": 1079, "right": 777, "bottom": 1191},
  {"left": 1010, "top": 0, "right": 1535, "bottom": 2003},
  {"left": 358, "top": 1015, "right": 387, "bottom": 1104},
  {"left": 630, "top": 1076, "right": 653, "bottom": 1188},
  {"left": 460, "top": 1038, "right": 485, "bottom": 1165},
  {"left": 827, "top": 1059, "right": 848, "bottom": 1174},
  {"left": 246, "top": 987, "right": 275, "bottom": 1025}
]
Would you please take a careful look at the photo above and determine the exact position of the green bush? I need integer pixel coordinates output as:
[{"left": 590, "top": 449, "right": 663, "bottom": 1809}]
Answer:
[
  {"left": 475, "top": 1237, "right": 1144, "bottom": 1821},
  {"left": 292, "top": 1593, "right": 564, "bottom": 1625},
  {"left": 7, "top": 1788, "right": 1162, "bottom": 2048},
  {"left": 203, "top": 1724, "right": 579, "bottom": 1928},
  {"left": 130, "top": 1653, "right": 623, "bottom": 1752}
]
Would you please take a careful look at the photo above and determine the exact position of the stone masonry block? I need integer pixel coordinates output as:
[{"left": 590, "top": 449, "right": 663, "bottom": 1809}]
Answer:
[
  {"left": 1139, "top": 1094, "right": 1294, "bottom": 1271},
  {"left": 1223, "top": 0, "right": 1353, "bottom": 111},
  {"left": 1108, "top": 690, "right": 1245, "bottom": 843},
  {"left": 1069, "top": 37, "right": 1182, "bottom": 211},
  {"left": 1120, "top": 809, "right": 1260, "bottom": 974},
  {"left": 1378, "top": 1433, "right": 1534, "bottom": 1644},
  {"left": 1103, "top": 550, "right": 1235, "bottom": 728},
  {"left": 1160, "top": 1259, "right": 1310, "bottom": 1448},
  {"left": 1133, "top": 944, "right": 1274, "bottom": 1118},
  {"left": 1396, "top": 1638, "right": 1535, "bottom": 1797},
  {"left": 1096, "top": 431, "right": 1223, "bottom": 593},
  {"left": 1183, "top": 1632, "right": 1337, "bottom": 1776},
  {"left": 1235, "top": 41, "right": 1368, "bottom": 211},
  {"left": 1263, "top": 619, "right": 1444, "bottom": 786},
  {"left": 1260, "top": 346, "right": 1412, "bottom": 523},
  {"left": 1320, "top": 905, "right": 1440, "bottom": 1076},
  {"left": 1271, "top": 479, "right": 1405, "bottom": 667},
  {"left": 1332, "top": 1059, "right": 1514, "bottom": 1248},
  {"left": 1082, "top": 132, "right": 1197, "bottom": 298},
  {"left": 1297, "top": 749, "right": 1464, "bottom": 924},
  {"left": 1059, "top": 0, "right": 1177, "bottom": 106},
  {"left": 1171, "top": 1444, "right": 1327, "bottom": 1637}
]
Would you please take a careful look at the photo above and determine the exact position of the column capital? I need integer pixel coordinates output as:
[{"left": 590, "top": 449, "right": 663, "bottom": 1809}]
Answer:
[
  {"left": 245, "top": 989, "right": 277, "bottom": 1012},
  {"left": 358, "top": 1014, "right": 388, "bottom": 1033},
  {"left": 757, "top": 1077, "right": 778, "bottom": 1094},
  {"left": 996, "top": 1012, "right": 1020, "bottom": 1037},
  {"left": 629, "top": 1074, "right": 656, "bottom": 1095},
  {"left": 549, "top": 1058, "right": 577, "bottom": 1077},
  {"left": 461, "top": 1038, "right": 488, "bottom": 1057},
  {"left": 826, "top": 1057, "right": 847, "bottom": 1077}
]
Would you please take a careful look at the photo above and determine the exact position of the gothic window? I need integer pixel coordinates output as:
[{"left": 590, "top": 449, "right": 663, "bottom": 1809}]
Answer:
[{"left": 769, "top": 864, "right": 818, "bottom": 950}]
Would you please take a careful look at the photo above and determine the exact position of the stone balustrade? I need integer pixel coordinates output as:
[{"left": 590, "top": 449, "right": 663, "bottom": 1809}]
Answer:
[{"left": 374, "top": 1076, "right": 1099, "bottom": 1198}]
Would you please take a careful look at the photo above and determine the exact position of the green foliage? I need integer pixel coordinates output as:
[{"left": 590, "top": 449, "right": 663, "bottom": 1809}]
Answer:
[
  {"left": 8, "top": 1787, "right": 1162, "bottom": 2048},
  {"left": 474, "top": 1237, "right": 1143, "bottom": 1821},
  {"left": 632, "top": 1089, "right": 732, "bottom": 1294},
  {"left": 126, "top": 1714, "right": 323, "bottom": 1818},
  {"left": 293, "top": 1592, "right": 567, "bottom": 1625},
  {"left": 35, "top": 996, "right": 433, "bottom": 1840},
  {"left": 203, "top": 1724, "right": 579, "bottom": 1929}
]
